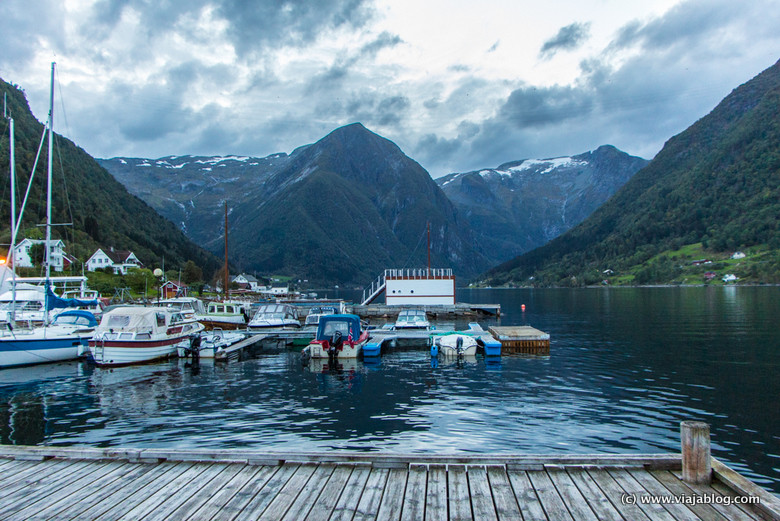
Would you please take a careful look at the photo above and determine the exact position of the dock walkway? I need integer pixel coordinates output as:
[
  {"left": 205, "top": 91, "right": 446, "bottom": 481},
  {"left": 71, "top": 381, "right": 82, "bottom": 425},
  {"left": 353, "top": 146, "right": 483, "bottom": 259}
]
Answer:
[{"left": 0, "top": 446, "right": 777, "bottom": 520}]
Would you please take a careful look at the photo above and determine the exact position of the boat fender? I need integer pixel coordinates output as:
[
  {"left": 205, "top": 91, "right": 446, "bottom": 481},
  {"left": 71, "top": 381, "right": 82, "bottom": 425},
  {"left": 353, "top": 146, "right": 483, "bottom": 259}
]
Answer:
[{"left": 430, "top": 344, "right": 439, "bottom": 357}]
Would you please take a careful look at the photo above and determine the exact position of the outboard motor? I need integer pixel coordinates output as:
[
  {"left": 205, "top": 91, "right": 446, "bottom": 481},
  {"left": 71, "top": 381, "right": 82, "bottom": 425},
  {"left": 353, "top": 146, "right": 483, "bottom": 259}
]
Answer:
[
  {"left": 456, "top": 335, "right": 464, "bottom": 357},
  {"left": 329, "top": 330, "right": 343, "bottom": 360}
]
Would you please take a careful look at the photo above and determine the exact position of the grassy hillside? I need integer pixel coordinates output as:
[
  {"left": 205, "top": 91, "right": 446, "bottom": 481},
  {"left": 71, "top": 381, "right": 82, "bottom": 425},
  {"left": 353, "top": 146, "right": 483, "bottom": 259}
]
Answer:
[{"left": 483, "top": 59, "right": 780, "bottom": 287}]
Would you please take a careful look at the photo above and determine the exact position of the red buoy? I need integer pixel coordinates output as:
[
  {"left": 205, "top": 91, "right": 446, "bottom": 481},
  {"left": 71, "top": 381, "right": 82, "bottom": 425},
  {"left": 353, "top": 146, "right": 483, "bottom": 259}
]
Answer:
[{"left": 521, "top": 304, "right": 526, "bottom": 312}]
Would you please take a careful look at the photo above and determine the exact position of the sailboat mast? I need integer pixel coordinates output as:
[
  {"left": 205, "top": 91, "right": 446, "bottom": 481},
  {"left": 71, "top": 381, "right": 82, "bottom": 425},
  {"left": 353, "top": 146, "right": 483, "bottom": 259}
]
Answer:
[
  {"left": 224, "top": 202, "right": 229, "bottom": 300},
  {"left": 7, "top": 103, "right": 16, "bottom": 321},
  {"left": 45, "top": 63, "right": 55, "bottom": 284}
]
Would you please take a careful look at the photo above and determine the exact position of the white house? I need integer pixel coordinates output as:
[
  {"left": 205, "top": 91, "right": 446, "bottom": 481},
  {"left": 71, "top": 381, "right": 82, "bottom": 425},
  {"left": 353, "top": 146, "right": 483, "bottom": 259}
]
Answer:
[
  {"left": 86, "top": 248, "right": 142, "bottom": 274},
  {"left": 233, "top": 274, "right": 261, "bottom": 291},
  {"left": 12, "top": 239, "right": 67, "bottom": 271},
  {"left": 731, "top": 252, "right": 746, "bottom": 260}
]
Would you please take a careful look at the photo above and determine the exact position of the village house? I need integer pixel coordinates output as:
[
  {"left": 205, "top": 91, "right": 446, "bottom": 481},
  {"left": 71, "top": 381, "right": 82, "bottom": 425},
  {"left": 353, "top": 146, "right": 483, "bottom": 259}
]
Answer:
[
  {"left": 161, "top": 280, "right": 188, "bottom": 299},
  {"left": 232, "top": 274, "right": 261, "bottom": 291},
  {"left": 12, "top": 238, "right": 67, "bottom": 271},
  {"left": 86, "top": 248, "right": 143, "bottom": 274}
]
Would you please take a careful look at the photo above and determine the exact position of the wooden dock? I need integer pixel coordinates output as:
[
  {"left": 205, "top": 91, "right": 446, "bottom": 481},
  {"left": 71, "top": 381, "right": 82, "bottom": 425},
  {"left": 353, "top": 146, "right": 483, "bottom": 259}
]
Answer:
[
  {"left": 0, "top": 445, "right": 776, "bottom": 520},
  {"left": 489, "top": 326, "right": 551, "bottom": 353},
  {"left": 350, "top": 303, "right": 501, "bottom": 319}
]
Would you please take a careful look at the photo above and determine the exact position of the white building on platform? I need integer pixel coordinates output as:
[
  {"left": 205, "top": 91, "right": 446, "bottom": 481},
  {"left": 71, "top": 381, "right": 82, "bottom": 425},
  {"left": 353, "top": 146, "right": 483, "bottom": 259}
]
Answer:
[{"left": 362, "top": 268, "right": 456, "bottom": 306}]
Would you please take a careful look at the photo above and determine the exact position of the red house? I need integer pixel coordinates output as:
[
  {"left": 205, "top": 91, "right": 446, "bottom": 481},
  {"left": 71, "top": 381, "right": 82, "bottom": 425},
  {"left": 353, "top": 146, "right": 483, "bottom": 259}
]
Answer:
[{"left": 161, "top": 280, "right": 188, "bottom": 299}]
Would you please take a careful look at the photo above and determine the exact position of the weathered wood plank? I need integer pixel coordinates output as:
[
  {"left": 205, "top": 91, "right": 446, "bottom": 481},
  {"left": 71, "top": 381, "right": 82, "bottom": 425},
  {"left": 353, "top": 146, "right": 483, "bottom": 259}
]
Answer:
[
  {"left": 154, "top": 463, "right": 246, "bottom": 521},
  {"left": 507, "top": 469, "right": 548, "bottom": 521},
  {"left": 74, "top": 462, "right": 185, "bottom": 520},
  {"left": 0, "top": 458, "right": 75, "bottom": 492},
  {"left": 281, "top": 464, "right": 336, "bottom": 521},
  {"left": 607, "top": 468, "right": 678, "bottom": 521},
  {"left": 425, "top": 464, "right": 448, "bottom": 521},
  {"left": 141, "top": 462, "right": 234, "bottom": 521},
  {"left": 547, "top": 468, "right": 600, "bottom": 521},
  {"left": 565, "top": 468, "right": 624, "bottom": 521},
  {"left": 102, "top": 462, "right": 212, "bottom": 521},
  {"left": 14, "top": 461, "right": 135, "bottom": 521},
  {"left": 527, "top": 469, "right": 574, "bottom": 521},
  {"left": 650, "top": 470, "right": 731, "bottom": 521},
  {"left": 708, "top": 480, "right": 765, "bottom": 521},
  {"left": 258, "top": 463, "right": 318, "bottom": 520},
  {"left": 303, "top": 464, "right": 353, "bottom": 521},
  {"left": 485, "top": 465, "right": 522, "bottom": 520},
  {"left": 628, "top": 468, "right": 703, "bottom": 521},
  {"left": 587, "top": 468, "right": 651, "bottom": 521},
  {"left": 377, "top": 467, "right": 409, "bottom": 521},
  {"left": 467, "top": 466, "right": 498, "bottom": 521},
  {"left": 238, "top": 463, "right": 300, "bottom": 520},
  {"left": 353, "top": 468, "right": 390, "bottom": 521},
  {"left": 712, "top": 459, "right": 780, "bottom": 521},
  {"left": 448, "top": 464, "right": 472, "bottom": 521},
  {"left": 200, "top": 465, "right": 279, "bottom": 521},
  {"left": 400, "top": 464, "right": 427, "bottom": 521},
  {"left": 330, "top": 465, "right": 371, "bottom": 521}
]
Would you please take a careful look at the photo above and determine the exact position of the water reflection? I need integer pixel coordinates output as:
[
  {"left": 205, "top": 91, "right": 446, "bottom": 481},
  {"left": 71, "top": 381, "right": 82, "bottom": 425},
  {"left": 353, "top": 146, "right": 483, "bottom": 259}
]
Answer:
[{"left": 0, "top": 287, "right": 776, "bottom": 492}]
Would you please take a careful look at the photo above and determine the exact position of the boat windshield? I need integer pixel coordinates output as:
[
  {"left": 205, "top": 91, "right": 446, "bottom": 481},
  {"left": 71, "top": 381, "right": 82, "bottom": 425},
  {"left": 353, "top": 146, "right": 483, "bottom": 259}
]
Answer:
[{"left": 52, "top": 314, "right": 94, "bottom": 326}]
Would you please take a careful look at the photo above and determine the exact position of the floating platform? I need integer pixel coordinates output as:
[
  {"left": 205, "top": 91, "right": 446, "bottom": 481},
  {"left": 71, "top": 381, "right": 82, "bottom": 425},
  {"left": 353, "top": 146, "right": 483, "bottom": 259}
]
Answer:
[
  {"left": 0, "top": 444, "right": 776, "bottom": 520},
  {"left": 489, "top": 325, "right": 551, "bottom": 353}
]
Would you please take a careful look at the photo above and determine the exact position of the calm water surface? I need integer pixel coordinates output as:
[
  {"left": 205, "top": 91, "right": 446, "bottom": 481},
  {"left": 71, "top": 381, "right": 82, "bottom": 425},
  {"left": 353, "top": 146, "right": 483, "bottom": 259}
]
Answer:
[{"left": 1, "top": 287, "right": 778, "bottom": 492}]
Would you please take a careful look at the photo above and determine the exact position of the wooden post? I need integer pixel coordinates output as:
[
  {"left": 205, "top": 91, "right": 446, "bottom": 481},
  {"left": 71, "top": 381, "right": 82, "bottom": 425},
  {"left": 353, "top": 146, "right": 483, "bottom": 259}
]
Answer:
[{"left": 681, "top": 421, "right": 711, "bottom": 484}]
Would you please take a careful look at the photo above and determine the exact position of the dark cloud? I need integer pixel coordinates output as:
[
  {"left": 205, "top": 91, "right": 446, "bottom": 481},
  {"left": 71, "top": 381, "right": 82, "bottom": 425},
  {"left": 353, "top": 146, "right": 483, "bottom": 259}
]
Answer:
[
  {"left": 500, "top": 85, "right": 594, "bottom": 128},
  {"left": 539, "top": 22, "right": 591, "bottom": 59},
  {"left": 359, "top": 31, "right": 403, "bottom": 59}
]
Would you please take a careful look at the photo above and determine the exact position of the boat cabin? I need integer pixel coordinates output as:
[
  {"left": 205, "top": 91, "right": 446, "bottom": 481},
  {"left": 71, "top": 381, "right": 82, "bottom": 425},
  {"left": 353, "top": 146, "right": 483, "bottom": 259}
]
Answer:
[{"left": 315, "top": 314, "right": 363, "bottom": 342}]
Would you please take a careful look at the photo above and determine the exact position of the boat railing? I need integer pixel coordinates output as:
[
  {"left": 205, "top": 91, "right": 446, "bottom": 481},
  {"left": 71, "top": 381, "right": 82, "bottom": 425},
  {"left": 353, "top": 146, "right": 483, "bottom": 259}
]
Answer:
[{"left": 383, "top": 268, "right": 453, "bottom": 280}]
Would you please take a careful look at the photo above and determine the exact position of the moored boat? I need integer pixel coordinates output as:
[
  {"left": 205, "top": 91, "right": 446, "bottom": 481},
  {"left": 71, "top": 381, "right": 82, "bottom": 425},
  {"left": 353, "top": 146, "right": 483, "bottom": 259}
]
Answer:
[
  {"left": 199, "top": 300, "right": 248, "bottom": 330},
  {"left": 247, "top": 303, "right": 300, "bottom": 329},
  {"left": 394, "top": 309, "right": 430, "bottom": 329},
  {"left": 302, "top": 314, "right": 369, "bottom": 359},
  {"left": 87, "top": 306, "right": 204, "bottom": 366},
  {"left": 177, "top": 328, "right": 247, "bottom": 358},
  {"left": 433, "top": 333, "right": 478, "bottom": 357}
]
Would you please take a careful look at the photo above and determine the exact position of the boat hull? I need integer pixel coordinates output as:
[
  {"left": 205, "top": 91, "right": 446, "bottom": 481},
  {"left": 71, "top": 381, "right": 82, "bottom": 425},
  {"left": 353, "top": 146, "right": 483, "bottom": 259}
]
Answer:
[
  {"left": 305, "top": 341, "right": 364, "bottom": 359},
  {"left": 0, "top": 335, "right": 87, "bottom": 368},
  {"left": 436, "top": 334, "right": 478, "bottom": 357},
  {"left": 88, "top": 337, "right": 187, "bottom": 367}
]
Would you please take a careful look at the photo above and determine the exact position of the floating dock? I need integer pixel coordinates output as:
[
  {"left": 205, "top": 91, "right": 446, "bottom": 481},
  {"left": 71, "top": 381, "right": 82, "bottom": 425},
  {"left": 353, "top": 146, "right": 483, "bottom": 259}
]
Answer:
[
  {"left": 349, "top": 303, "right": 501, "bottom": 318},
  {"left": 0, "top": 441, "right": 776, "bottom": 521},
  {"left": 489, "top": 325, "right": 551, "bottom": 353}
]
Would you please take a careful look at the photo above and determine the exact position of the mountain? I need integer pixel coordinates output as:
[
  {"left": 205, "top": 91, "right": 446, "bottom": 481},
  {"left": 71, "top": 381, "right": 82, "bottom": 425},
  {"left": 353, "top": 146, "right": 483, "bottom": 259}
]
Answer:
[
  {"left": 103, "top": 124, "right": 490, "bottom": 285},
  {"left": 484, "top": 58, "right": 780, "bottom": 286},
  {"left": 0, "top": 77, "right": 221, "bottom": 276},
  {"left": 437, "top": 146, "right": 648, "bottom": 263}
]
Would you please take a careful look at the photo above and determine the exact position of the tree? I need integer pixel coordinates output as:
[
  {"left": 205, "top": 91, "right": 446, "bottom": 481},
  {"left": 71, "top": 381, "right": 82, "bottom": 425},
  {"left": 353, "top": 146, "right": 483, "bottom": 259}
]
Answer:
[{"left": 181, "top": 260, "right": 203, "bottom": 284}]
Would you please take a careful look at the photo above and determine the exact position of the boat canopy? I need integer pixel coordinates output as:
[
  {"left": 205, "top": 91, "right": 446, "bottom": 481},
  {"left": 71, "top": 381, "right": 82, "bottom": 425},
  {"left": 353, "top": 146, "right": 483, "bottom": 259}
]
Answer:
[
  {"left": 52, "top": 309, "right": 99, "bottom": 327},
  {"left": 316, "top": 314, "right": 361, "bottom": 341},
  {"left": 96, "top": 306, "right": 172, "bottom": 333}
]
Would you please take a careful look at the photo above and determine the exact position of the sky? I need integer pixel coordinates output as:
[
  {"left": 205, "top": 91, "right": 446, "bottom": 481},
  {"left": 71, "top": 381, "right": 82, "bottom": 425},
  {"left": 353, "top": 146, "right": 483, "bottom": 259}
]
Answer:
[{"left": 1, "top": 0, "right": 779, "bottom": 178}]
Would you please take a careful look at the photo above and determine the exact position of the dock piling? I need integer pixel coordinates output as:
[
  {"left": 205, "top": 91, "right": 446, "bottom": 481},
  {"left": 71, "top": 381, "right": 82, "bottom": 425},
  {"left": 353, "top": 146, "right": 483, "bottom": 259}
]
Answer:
[{"left": 681, "top": 420, "right": 711, "bottom": 484}]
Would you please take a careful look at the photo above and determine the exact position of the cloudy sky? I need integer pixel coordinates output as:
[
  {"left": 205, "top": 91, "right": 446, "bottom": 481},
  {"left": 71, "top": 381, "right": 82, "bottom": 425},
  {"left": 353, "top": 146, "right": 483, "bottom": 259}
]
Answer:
[{"left": 1, "top": 0, "right": 778, "bottom": 178}]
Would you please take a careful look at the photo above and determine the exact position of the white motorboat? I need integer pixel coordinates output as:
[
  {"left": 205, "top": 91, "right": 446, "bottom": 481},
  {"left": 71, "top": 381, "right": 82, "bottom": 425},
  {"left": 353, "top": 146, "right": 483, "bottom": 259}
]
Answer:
[
  {"left": 177, "top": 328, "right": 247, "bottom": 358},
  {"left": 302, "top": 314, "right": 369, "bottom": 359},
  {"left": 304, "top": 306, "right": 338, "bottom": 327},
  {"left": 434, "top": 333, "right": 478, "bottom": 357},
  {"left": 395, "top": 309, "right": 430, "bottom": 329},
  {"left": 199, "top": 301, "right": 248, "bottom": 330},
  {"left": 248, "top": 303, "right": 300, "bottom": 329},
  {"left": 159, "top": 297, "right": 207, "bottom": 320},
  {"left": 87, "top": 306, "right": 204, "bottom": 366}
]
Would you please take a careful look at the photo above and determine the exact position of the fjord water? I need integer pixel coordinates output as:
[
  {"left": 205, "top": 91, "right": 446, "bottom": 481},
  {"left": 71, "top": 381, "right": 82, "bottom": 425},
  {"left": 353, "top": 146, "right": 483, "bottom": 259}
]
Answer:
[{"left": 0, "top": 287, "right": 778, "bottom": 492}]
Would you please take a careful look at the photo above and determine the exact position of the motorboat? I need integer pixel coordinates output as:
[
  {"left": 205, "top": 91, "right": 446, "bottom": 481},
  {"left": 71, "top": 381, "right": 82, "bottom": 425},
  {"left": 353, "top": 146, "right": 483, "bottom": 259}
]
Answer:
[
  {"left": 433, "top": 333, "right": 478, "bottom": 357},
  {"left": 394, "top": 309, "right": 430, "bottom": 329},
  {"left": 304, "top": 306, "right": 338, "bottom": 327},
  {"left": 87, "top": 306, "right": 204, "bottom": 366},
  {"left": 247, "top": 303, "right": 300, "bottom": 329},
  {"left": 199, "top": 301, "right": 248, "bottom": 330},
  {"left": 158, "top": 297, "right": 206, "bottom": 320},
  {"left": 177, "top": 328, "right": 247, "bottom": 359},
  {"left": 302, "top": 314, "right": 369, "bottom": 359},
  {"left": 0, "top": 309, "right": 98, "bottom": 368},
  {"left": 0, "top": 285, "right": 48, "bottom": 326}
]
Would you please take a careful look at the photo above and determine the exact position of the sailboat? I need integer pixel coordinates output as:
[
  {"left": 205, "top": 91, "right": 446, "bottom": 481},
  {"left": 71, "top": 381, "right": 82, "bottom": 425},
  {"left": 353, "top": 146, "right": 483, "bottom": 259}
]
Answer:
[{"left": 0, "top": 63, "right": 98, "bottom": 368}]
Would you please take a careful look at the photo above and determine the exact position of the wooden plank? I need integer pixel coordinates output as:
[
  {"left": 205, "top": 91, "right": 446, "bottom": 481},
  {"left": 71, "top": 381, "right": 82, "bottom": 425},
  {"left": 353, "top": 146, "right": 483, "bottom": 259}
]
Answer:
[
  {"left": 671, "top": 469, "right": 763, "bottom": 521},
  {"left": 90, "top": 462, "right": 198, "bottom": 521},
  {"left": 400, "top": 464, "right": 427, "bottom": 521},
  {"left": 607, "top": 468, "right": 678, "bottom": 521},
  {"left": 258, "top": 463, "right": 318, "bottom": 520},
  {"left": 628, "top": 468, "right": 703, "bottom": 521},
  {"left": 467, "top": 466, "right": 498, "bottom": 521},
  {"left": 712, "top": 459, "right": 780, "bottom": 521},
  {"left": 425, "top": 464, "right": 448, "bottom": 521},
  {"left": 565, "top": 468, "right": 625, "bottom": 521},
  {"left": 527, "top": 469, "right": 574, "bottom": 521},
  {"left": 75, "top": 462, "right": 185, "bottom": 520},
  {"left": 377, "top": 467, "right": 409, "bottom": 521},
  {"left": 486, "top": 465, "right": 522, "bottom": 520},
  {"left": 546, "top": 468, "right": 600, "bottom": 521},
  {"left": 586, "top": 468, "right": 651, "bottom": 521},
  {"left": 0, "top": 460, "right": 100, "bottom": 517},
  {"left": 330, "top": 465, "right": 371, "bottom": 521},
  {"left": 155, "top": 463, "right": 246, "bottom": 521},
  {"left": 238, "top": 463, "right": 300, "bottom": 519},
  {"left": 100, "top": 462, "right": 212, "bottom": 521},
  {"left": 507, "top": 470, "right": 548, "bottom": 521},
  {"left": 141, "top": 462, "right": 234, "bottom": 521},
  {"left": 200, "top": 465, "right": 279, "bottom": 521},
  {"left": 303, "top": 464, "right": 353, "bottom": 521},
  {"left": 353, "top": 468, "right": 389, "bottom": 521},
  {"left": 650, "top": 470, "right": 731, "bottom": 521},
  {"left": 709, "top": 480, "right": 765, "bottom": 521},
  {"left": 281, "top": 464, "right": 336, "bottom": 521},
  {"left": 447, "top": 464, "right": 472, "bottom": 521},
  {"left": 0, "top": 458, "right": 73, "bottom": 491},
  {"left": 14, "top": 461, "right": 135, "bottom": 521}
]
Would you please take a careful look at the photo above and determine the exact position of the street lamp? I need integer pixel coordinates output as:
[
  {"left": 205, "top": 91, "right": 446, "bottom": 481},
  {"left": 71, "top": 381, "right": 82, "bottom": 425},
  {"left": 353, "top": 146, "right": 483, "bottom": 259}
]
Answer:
[{"left": 153, "top": 268, "right": 163, "bottom": 304}]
